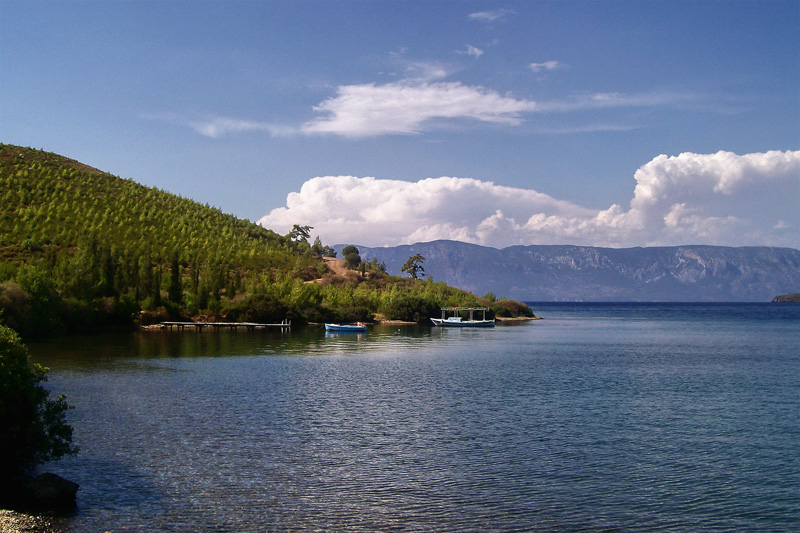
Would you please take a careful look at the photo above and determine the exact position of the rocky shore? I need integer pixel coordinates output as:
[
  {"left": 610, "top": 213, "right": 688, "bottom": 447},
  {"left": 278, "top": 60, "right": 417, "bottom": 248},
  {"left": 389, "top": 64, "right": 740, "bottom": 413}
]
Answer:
[{"left": 0, "top": 510, "right": 64, "bottom": 532}]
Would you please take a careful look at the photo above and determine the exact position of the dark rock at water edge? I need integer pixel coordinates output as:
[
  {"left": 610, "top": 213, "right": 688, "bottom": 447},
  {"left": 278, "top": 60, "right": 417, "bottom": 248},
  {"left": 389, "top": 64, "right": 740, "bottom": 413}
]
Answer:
[
  {"left": 1, "top": 473, "right": 79, "bottom": 512},
  {"left": 23, "top": 474, "right": 78, "bottom": 510}
]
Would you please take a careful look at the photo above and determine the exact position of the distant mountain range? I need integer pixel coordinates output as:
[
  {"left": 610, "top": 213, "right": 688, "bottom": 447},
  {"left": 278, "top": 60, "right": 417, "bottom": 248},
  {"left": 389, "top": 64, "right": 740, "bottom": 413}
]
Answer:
[{"left": 337, "top": 241, "right": 800, "bottom": 302}]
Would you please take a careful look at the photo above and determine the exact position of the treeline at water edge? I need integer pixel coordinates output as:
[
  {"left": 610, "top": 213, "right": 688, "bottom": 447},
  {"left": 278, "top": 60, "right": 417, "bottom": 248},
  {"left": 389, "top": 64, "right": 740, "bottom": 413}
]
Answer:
[{"left": 0, "top": 145, "right": 532, "bottom": 338}]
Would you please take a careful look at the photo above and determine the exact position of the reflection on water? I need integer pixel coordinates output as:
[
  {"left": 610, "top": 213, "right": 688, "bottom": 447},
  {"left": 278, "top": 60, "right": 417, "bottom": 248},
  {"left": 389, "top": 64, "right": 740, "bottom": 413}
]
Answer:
[
  {"left": 29, "top": 324, "right": 447, "bottom": 367},
  {"left": 26, "top": 306, "right": 800, "bottom": 531}
]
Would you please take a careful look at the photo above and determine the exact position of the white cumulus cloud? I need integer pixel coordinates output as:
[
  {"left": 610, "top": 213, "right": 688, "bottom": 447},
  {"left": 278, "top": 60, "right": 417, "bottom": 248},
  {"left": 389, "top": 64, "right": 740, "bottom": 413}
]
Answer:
[
  {"left": 301, "top": 81, "right": 538, "bottom": 137},
  {"left": 618, "top": 150, "right": 800, "bottom": 245},
  {"left": 258, "top": 150, "right": 800, "bottom": 249}
]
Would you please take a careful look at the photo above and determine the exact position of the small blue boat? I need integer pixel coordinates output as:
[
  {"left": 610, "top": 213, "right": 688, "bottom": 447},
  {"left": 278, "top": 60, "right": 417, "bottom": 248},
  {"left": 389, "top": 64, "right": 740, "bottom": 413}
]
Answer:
[{"left": 325, "top": 323, "right": 368, "bottom": 332}]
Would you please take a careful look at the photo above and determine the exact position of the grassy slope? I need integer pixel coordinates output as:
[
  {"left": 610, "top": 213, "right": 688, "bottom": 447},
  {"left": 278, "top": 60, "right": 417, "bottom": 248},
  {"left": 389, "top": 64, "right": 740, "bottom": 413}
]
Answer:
[{"left": 0, "top": 144, "right": 306, "bottom": 274}]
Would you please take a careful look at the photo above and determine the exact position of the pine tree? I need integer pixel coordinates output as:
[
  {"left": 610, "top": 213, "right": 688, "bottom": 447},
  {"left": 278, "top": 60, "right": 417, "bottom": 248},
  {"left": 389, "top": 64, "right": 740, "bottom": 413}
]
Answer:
[{"left": 168, "top": 252, "right": 183, "bottom": 304}]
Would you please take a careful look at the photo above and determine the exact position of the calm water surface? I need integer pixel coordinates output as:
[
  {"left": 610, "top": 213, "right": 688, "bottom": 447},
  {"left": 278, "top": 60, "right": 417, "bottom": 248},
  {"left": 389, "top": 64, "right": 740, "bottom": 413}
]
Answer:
[{"left": 29, "top": 303, "right": 800, "bottom": 531}]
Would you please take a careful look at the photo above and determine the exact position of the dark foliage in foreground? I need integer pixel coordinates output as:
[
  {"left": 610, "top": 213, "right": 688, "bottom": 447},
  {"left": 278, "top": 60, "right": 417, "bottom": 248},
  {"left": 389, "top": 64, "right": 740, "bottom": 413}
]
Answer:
[{"left": 0, "top": 325, "right": 77, "bottom": 483}]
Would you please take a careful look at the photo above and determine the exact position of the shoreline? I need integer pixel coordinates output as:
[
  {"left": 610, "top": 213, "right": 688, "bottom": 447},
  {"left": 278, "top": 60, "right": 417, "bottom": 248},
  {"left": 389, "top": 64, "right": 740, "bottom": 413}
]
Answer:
[
  {"left": 496, "top": 315, "right": 542, "bottom": 321},
  {"left": 0, "top": 509, "right": 64, "bottom": 533},
  {"left": 138, "top": 315, "right": 543, "bottom": 330}
]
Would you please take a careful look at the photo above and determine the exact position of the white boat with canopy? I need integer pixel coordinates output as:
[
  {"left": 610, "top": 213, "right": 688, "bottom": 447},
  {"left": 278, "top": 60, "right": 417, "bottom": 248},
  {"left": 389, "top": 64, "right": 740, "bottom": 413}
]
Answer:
[{"left": 430, "top": 307, "right": 495, "bottom": 328}]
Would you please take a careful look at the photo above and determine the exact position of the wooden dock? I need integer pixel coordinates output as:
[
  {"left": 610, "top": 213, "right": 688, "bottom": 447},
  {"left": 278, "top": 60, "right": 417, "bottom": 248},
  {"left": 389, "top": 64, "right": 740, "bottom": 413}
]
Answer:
[{"left": 159, "top": 320, "right": 290, "bottom": 332}]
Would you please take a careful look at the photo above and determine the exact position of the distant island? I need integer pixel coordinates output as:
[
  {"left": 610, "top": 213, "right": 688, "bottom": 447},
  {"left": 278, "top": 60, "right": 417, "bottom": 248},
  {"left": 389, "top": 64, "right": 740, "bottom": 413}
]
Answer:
[{"left": 772, "top": 293, "right": 800, "bottom": 303}]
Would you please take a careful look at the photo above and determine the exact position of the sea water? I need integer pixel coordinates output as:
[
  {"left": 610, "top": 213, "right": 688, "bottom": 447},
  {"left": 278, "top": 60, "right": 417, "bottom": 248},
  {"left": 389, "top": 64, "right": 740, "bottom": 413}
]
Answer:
[{"left": 28, "top": 303, "right": 800, "bottom": 531}]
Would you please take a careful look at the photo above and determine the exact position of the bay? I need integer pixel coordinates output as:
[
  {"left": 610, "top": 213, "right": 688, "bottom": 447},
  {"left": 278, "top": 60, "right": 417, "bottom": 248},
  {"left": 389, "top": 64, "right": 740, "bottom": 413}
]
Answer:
[{"left": 28, "top": 303, "right": 800, "bottom": 531}]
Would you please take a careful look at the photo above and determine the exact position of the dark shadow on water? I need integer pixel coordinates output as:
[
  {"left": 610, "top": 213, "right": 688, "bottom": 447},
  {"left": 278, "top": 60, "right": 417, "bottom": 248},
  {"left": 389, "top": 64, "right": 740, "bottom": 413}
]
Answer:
[{"left": 26, "top": 323, "right": 453, "bottom": 369}]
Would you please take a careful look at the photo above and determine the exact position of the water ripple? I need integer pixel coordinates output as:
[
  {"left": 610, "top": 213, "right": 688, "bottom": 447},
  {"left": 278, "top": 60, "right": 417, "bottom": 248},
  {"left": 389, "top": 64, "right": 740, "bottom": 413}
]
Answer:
[{"left": 28, "top": 305, "right": 800, "bottom": 531}]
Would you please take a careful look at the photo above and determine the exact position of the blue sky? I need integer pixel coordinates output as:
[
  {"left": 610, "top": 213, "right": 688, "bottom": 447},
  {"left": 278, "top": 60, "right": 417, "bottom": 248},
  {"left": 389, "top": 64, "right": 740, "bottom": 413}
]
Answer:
[{"left": 2, "top": 0, "right": 798, "bottom": 248}]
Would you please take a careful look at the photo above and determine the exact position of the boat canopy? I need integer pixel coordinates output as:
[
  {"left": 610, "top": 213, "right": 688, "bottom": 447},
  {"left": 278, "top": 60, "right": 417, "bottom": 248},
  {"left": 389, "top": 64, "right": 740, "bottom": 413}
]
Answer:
[{"left": 438, "top": 307, "right": 489, "bottom": 321}]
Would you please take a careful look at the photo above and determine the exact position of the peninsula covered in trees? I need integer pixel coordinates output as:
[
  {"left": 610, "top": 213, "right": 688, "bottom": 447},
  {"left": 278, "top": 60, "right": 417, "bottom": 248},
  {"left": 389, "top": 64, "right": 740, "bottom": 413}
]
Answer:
[{"left": 0, "top": 144, "right": 532, "bottom": 338}]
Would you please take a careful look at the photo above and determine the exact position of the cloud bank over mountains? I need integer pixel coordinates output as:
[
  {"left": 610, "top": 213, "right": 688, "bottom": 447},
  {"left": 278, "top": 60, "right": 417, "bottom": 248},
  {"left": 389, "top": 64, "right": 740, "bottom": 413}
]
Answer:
[{"left": 258, "top": 150, "right": 800, "bottom": 249}]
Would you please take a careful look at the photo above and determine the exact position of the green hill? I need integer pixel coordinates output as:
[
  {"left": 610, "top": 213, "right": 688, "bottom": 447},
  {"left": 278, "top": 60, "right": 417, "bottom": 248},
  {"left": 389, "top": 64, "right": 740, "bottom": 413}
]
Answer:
[
  {"left": 0, "top": 144, "right": 529, "bottom": 337},
  {"left": 0, "top": 144, "right": 298, "bottom": 272}
]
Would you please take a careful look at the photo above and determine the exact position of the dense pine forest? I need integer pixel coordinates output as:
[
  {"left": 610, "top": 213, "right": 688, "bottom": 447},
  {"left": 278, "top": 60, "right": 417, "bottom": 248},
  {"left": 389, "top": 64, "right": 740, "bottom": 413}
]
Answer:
[{"left": 0, "top": 144, "right": 531, "bottom": 337}]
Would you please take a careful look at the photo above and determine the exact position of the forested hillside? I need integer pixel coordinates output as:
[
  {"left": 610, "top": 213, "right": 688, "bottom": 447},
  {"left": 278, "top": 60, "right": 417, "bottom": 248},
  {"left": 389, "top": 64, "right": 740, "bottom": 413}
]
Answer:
[{"left": 0, "top": 145, "right": 527, "bottom": 337}]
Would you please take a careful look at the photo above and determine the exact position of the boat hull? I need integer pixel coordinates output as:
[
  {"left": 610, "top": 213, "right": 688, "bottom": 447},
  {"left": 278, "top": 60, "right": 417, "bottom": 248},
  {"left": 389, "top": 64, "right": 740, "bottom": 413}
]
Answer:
[
  {"left": 430, "top": 318, "right": 495, "bottom": 328},
  {"left": 325, "top": 323, "right": 367, "bottom": 332}
]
